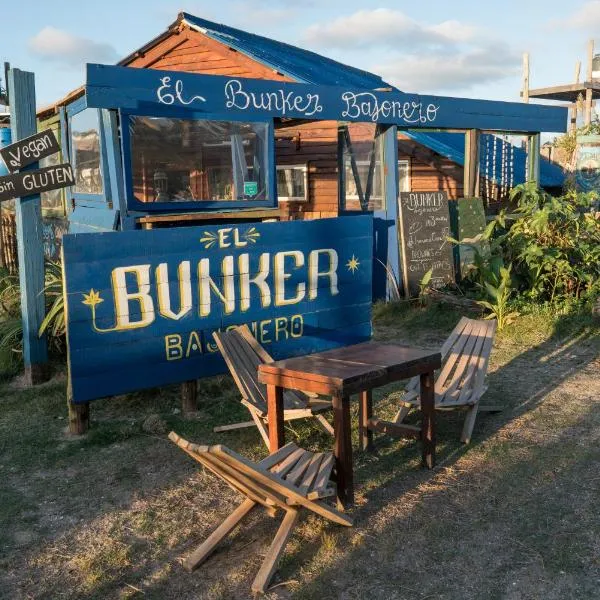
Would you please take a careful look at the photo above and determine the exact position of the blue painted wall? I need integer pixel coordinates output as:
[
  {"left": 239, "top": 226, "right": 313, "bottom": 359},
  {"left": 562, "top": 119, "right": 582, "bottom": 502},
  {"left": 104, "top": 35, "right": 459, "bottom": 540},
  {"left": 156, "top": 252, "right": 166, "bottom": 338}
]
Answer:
[
  {"left": 63, "top": 215, "right": 373, "bottom": 403},
  {"left": 0, "top": 128, "right": 11, "bottom": 176}
]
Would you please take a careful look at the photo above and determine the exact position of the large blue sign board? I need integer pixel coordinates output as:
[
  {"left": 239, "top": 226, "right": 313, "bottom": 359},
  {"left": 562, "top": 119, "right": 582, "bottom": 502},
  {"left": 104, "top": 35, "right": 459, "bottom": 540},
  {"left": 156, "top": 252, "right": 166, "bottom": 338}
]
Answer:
[
  {"left": 63, "top": 216, "right": 373, "bottom": 403},
  {"left": 85, "top": 64, "right": 567, "bottom": 133}
]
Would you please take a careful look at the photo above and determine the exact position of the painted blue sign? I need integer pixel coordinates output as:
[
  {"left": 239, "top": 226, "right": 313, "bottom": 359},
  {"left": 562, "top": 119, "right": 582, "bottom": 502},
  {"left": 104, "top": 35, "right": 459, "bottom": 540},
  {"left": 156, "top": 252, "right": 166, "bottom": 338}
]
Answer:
[
  {"left": 85, "top": 64, "right": 568, "bottom": 133},
  {"left": 63, "top": 216, "right": 373, "bottom": 403}
]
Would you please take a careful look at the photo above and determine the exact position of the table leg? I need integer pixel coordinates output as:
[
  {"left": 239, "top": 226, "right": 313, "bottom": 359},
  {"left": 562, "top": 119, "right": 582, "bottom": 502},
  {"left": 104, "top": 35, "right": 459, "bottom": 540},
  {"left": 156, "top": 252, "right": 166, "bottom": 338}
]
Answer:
[
  {"left": 358, "top": 390, "right": 374, "bottom": 452},
  {"left": 332, "top": 392, "right": 353, "bottom": 508},
  {"left": 420, "top": 371, "right": 436, "bottom": 468},
  {"left": 267, "top": 384, "right": 285, "bottom": 453}
]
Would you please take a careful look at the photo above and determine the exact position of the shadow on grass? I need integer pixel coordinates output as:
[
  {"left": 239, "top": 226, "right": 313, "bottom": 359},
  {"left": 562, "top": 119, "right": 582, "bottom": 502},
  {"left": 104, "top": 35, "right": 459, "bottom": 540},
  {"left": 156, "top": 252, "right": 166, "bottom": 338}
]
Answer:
[{"left": 1, "top": 303, "right": 598, "bottom": 598}]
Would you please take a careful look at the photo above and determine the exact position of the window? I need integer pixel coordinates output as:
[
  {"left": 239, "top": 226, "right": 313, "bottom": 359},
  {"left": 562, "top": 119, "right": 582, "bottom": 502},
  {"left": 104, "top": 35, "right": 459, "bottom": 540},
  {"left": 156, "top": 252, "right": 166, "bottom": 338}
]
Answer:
[
  {"left": 129, "top": 116, "right": 269, "bottom": 204},
  {"left": 70, "top": 109, "right": 103, "bottom": 195},
  {"left": 40, "top": 131, "right": 65, "bottom": 215},
  {"left": 342, "top": 123, "right": 385, "bottom": 211},
  {"left": 277, "top": 165, "right": 308, "bottom": 201},
  {"left": 398, "top": 160, "right": 410, "bottom": 193}
]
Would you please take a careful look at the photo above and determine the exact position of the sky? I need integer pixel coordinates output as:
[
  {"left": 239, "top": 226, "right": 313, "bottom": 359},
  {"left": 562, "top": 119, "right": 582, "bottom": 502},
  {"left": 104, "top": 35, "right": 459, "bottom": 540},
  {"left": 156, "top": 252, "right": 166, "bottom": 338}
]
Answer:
[{"left": 1, "top": 0, "right": 600, "bottom": 112}]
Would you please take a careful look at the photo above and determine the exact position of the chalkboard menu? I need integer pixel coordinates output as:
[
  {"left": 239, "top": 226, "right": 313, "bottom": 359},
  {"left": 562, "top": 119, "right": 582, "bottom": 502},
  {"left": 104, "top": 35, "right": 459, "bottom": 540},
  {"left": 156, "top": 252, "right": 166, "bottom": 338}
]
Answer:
[{"left": 398, "top": 191, "right": 454, "bottom": 297}]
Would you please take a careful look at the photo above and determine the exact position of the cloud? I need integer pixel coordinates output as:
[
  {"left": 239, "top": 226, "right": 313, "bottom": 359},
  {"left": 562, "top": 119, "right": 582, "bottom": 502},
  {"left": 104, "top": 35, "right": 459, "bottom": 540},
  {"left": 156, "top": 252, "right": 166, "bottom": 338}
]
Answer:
[
  {"left": 375, "top": 42, "right": 520, "bottom": 92},
  {"left": 303, "top": 9, "right": 480, "bottom": 50},
  {"left": 28, "top": 27, "right": 119, "bottom": 67},
  {"left": 560, "top": 1, "right": 600, "bottom": 29}
]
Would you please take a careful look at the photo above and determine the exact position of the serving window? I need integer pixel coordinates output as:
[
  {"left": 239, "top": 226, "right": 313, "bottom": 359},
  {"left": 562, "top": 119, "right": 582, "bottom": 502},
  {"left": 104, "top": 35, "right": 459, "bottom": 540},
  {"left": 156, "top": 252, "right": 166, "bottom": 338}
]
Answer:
[{"left": 128, "top": 116, "right": 271, "bottom": 207}]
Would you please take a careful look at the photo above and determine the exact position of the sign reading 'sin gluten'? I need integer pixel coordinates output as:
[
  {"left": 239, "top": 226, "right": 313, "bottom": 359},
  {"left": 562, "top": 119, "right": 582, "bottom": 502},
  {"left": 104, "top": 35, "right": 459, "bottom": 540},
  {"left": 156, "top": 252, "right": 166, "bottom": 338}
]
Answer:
[
  {"left": 398, "top": 191, "right": 454, "bottom": 296},
  {"left": 0, "top": 163, "right": 74, "bottom": 203},
  {"left": 62, "top": 216, "right": 373, "bottom": 403}
]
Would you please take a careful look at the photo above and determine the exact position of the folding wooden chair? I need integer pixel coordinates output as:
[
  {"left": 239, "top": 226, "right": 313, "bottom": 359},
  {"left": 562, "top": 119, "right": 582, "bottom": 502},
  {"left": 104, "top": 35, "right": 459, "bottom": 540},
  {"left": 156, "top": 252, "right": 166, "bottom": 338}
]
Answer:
[
  {"left": 169, "top": 432, "right": 352, "bottom": 594},
  {"left": 371, "top": 317, "right": 498, "bottom": 444},
  {"left": 212, "top": 325, "right": 334, "bottom": 447}
]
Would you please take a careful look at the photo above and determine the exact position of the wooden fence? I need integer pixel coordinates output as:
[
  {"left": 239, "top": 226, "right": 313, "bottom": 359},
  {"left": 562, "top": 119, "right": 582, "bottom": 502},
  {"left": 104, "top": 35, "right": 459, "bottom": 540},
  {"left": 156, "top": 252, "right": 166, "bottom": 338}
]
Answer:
[{"left": 1, "top": 213, "right": 18, "bottom": 274}]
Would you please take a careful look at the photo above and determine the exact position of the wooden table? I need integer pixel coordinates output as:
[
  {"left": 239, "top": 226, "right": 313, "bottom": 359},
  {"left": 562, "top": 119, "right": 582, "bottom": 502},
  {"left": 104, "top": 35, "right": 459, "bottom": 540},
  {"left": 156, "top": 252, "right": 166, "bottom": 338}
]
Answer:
[{"left": 258, "top": 342, "right": 441, "bottom": 508}]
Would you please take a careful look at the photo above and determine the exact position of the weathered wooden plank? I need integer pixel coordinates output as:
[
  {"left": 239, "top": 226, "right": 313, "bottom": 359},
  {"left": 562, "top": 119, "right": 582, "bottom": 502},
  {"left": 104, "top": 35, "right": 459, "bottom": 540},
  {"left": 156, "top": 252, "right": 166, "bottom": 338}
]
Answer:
[
  {"left": 8, "top": 68, "right": 48, "bottom": 384},
  {"left": 85, "top": 64, "right": 568, "bottom": 133},
  {"left": 62, "top": 216, "right": 373, "bottom": 403}
]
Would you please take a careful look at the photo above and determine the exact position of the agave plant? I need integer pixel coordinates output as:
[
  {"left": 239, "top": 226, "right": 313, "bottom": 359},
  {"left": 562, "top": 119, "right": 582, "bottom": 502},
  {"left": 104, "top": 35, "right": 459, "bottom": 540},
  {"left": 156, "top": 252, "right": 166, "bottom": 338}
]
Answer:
[{"left": 0, "top": 260, "right": 66, "bottom": 357}]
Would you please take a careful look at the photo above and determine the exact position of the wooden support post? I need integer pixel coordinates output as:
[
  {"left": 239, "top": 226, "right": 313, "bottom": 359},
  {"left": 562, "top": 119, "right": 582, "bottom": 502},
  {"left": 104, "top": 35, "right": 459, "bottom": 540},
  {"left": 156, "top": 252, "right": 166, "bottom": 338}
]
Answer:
[
  {"left": 358, "top": 390, "right": 374, "bottom": 451},
  {"left": 181, "top": 380, "right": 198, "bottom": 415},
  {"left": 267, "top": 384, "right": 285, "bottom": 453},
  {"left": 527, "top": 133, "right": 541, "bottom": 185},
  {"left": 464, "top": 129, "right": 480, "bottom": 198},
  {"left": 522, "top": 52, "right": 530, "bottom": 104},
  {"left": 420, "top": 371, "right": 436, "bottom": 469},
  {"left": 8, "top": 68, "right": 49, "bottom": 385},
  {"left": 68, "top": 399, "right": 89, "bottom": 435},
  {"left": 585, "top": 40, "right": 594, "bottom": 126},
  {"left": 332, "top": 392, "right": 353, "bottom": 508}
]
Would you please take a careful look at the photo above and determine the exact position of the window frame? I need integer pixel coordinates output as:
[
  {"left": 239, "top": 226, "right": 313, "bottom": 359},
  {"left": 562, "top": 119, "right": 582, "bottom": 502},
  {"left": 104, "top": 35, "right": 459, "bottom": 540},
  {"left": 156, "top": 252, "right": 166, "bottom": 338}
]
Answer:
[
  {"left": 120, "top": 107, "right": 276, "bottom": 213},
  {"left": 398, "top": 159, "right": 411, "bottom": 193},
  {"left": 66, "top": 100, "right": 109, "bottom": 206},
  {"left": 276, "top": 163, "right": 309, "bottom": 202}
]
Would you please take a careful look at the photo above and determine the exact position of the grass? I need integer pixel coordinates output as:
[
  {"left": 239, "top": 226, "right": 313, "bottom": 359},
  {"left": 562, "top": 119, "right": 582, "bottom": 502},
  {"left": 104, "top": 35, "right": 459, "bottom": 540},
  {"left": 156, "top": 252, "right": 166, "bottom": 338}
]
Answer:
[{"left": 0, "top": 302, "right": 599, "bottom": 599}]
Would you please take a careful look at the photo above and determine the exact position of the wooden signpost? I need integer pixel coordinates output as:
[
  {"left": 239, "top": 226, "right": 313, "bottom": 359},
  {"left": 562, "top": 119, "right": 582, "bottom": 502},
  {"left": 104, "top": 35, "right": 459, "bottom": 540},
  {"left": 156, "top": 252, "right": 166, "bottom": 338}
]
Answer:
[
  {"left": 62, "top": 215, "right": 373, "bottom": 432},
  {"left": 398, "top": 191, "right": 454, "bottom": 296}
]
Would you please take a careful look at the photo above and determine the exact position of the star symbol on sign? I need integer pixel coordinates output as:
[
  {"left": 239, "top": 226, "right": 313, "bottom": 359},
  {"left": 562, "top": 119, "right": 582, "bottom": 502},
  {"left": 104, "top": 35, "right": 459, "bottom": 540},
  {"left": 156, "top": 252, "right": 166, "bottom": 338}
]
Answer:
[
  {"left": 346, "top": 255, "right": 360, "bottom": 273},
  {"left": 82, "top": 289, "right": 104, "bottom": 308}
]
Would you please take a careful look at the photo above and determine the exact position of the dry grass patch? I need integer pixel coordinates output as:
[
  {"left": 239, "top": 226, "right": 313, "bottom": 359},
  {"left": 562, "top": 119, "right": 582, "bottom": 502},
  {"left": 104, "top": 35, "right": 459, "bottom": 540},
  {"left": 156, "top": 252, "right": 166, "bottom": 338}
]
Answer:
[{"left": 1, "top": 303, "right": 599, "bottom": 598}]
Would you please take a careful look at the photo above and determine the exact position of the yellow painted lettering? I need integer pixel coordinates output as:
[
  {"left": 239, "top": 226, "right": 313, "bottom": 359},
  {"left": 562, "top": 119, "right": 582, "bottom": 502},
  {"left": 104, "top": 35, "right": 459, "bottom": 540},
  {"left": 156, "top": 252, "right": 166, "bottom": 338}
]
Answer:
[
  {"left": 290, "top": 314, "right": 303, "bottom": 338},
  {"left": 156, "top": 261, "right": 192, "bottom": 320},
  {"left": 274, "top": 250, "right": 305, "bottom": 306},
  {"left": 185, "top": 331, "right": 202, "bottom": 358},
  {"left": 112, "top": 265, "right": 155, "bottom": 330},
  {"left": 308, "top": 249, "right": 339, "bottom": 300},
  {"left": 217, "top": 227, "right": 232, "bottom": 248},
  {"left": 233, "top": 228, "right": 248, "bottom": 247},
  {"left": 165, "top": 334, "right": 183, "bottom": 360},
  {"left": 275, "top": 317, "right": 289, "bottom": 341},
  {"left": 259, "top": 319, "right": 272, "bottom": 344},
  {"left": 239, "top": 252, "right": 271, "bottom": 312},
  {"left": 198, "top": 255, "right": 235, "bottom": 316}
]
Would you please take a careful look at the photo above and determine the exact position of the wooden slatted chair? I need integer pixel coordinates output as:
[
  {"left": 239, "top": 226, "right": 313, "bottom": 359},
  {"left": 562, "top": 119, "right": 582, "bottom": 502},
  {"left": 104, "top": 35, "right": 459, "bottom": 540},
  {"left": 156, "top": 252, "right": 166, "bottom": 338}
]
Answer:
[
  {"left": 212, "top": 325, "right": 334, "bottom": 447},
  {"left": 169, "top": 432, "right": 352, "bottom": 594},
  {"left": 371, "top": 317, "right": 498, "bottom": 444}
]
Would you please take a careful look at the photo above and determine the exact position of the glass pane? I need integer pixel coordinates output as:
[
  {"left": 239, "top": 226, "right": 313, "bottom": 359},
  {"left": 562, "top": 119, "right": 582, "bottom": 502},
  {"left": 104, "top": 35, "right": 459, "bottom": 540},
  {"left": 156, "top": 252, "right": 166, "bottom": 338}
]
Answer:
[
  {"left": 277, "top": 166, "right": 306, "bottom": 200},
  {"left": 129, "top": 116, "right": 268, "bottom": 203},
  {"left": 71, "top": 109, "right": 103, "bottom": 195},
  {"left": 398, "top": 160, "right": 410, "bottom": 193},
  {"left": 343, "top": 123, "right": 384, "bottom": 211},
  {"left": 40, "top": 140, "right": 65, "bottom": 214}
]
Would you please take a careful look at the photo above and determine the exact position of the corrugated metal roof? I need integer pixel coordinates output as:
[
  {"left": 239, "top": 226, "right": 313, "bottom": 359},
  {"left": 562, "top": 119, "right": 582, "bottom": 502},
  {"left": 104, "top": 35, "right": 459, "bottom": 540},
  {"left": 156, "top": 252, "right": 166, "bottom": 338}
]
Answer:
[
  {"left": 181, "top": 12, "right": 391, "bottom": 89},
  {"left": 405, "top": 131, "right": 565, "bottom": 188}
]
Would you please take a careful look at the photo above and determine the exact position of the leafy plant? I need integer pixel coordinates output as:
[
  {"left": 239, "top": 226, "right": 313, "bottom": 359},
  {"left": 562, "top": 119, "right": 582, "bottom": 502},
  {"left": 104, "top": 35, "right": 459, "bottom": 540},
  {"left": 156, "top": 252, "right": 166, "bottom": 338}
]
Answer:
[
  {"left": 418, "top": 268, "right": 433, "bottom": 306},
  {"left": 0, "top": 260, "right": 66, "bottom": 361},
  {"left": 476, "top": 264, "right": 519, "bottom": 330}
]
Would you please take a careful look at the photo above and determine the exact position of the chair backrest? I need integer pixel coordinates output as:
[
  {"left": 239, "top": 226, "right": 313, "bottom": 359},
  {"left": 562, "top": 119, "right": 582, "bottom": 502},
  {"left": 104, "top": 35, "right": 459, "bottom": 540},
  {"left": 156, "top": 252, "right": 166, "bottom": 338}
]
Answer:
[
  {"left": 213, "top": 325, "right": 306, "bottom": 413},
  {"left": 168, "top": 432, "right": 351, "bottom": 527},
  {"left": 406, "top": 317, "right": 497, "bottom": 404}
]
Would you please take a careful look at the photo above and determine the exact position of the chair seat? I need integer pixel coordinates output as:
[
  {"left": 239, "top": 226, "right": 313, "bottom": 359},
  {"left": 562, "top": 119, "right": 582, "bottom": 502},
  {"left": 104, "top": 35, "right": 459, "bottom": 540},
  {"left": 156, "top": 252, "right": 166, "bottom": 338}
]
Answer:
[{"left": 258, "top": 442, "right": 335, "bottom": 500}]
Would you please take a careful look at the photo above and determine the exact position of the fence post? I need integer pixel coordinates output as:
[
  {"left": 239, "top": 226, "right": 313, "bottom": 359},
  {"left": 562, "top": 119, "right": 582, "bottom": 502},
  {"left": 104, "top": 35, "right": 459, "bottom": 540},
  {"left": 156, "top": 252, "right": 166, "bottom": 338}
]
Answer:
[{"left": 8, "top": 68, "right": 49, "bottom": 384}]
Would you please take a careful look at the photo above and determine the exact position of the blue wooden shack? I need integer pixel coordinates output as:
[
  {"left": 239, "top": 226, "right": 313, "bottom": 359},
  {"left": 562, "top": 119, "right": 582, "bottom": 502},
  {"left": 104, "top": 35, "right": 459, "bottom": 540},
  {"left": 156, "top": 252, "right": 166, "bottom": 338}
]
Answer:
[{"left": 33, "top": 12, "right": 567, "bottom": 299}]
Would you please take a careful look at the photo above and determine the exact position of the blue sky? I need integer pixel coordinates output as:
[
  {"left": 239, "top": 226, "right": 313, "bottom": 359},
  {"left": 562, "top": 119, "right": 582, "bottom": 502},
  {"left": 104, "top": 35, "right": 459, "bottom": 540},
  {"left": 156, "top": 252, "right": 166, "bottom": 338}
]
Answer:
[{"left": 2, "top": 0, "right": 599, "bottom": 111}]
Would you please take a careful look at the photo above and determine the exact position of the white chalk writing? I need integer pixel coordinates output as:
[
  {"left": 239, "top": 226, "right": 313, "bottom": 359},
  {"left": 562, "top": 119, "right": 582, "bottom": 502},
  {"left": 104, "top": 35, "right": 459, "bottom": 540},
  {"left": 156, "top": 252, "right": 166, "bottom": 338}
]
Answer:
[
  {"left": 157, "top": 77, "right": 206, "bottom": 106},
  {"left": 224, "top": 80, "right": 323, "bottom": 117},
  {"left": 341, "top": 91, "right": 439, "bottom": 124}
]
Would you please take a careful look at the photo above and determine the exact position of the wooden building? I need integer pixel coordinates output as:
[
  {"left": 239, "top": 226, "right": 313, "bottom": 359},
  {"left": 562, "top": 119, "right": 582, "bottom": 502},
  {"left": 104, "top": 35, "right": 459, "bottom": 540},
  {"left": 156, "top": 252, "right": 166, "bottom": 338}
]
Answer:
[{"left": 36, "top": 12, "right": 564, "bottom": 225}]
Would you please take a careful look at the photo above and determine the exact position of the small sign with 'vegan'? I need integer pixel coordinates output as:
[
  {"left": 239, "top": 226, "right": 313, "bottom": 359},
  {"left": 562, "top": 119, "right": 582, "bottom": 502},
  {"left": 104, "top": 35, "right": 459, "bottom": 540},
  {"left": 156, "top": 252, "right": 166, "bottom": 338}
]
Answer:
[
  {"left": 0, "top": 163, "right": 74, "bottom": 203},
  {"left": 0, "top": 128, "right": 60, "bottom": 173}
]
